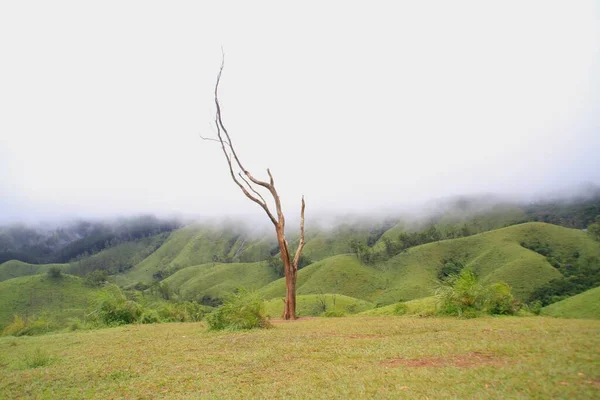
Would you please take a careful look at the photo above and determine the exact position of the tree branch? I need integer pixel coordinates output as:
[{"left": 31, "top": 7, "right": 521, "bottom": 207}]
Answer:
[{"left": 292, "top": 196, "right": 306, "bottom": 269}]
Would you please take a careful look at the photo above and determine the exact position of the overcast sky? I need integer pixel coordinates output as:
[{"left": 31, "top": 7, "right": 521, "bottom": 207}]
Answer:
[{"left": 1, "top": 1, "right": 599, "bottom": 224}]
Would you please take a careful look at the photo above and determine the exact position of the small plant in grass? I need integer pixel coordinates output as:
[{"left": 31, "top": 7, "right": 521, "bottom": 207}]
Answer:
[
  {"left": 22, "top": 348, "right": 53, "bottom": 369},
  {"left": 205, "top": 288, "right": 271, "bottom": 331},
  {"left": 321, "top": 310, "right": 345, "bottom": 318}
]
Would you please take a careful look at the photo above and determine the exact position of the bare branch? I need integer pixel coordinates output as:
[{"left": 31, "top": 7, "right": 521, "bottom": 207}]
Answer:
[
  {"left": 212, "top": 58, "right": 278, "bottom": 227},
  {"left": 238, "top": 172, "right": 268, "bottom": 205},
  {"left": 292, "top": 196, "right": 306, "bottom": 269},
  {"left": 200, "top": 134, "right": 231, "bottom": 147}
]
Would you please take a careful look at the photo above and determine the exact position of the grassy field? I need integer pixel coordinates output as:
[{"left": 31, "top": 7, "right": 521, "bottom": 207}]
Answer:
[
  {"left": 542, "top": 286, "right": 600, "bottom": 320},
  {"left": 0, "top": 316, "right": 598, "bottom": 399}
]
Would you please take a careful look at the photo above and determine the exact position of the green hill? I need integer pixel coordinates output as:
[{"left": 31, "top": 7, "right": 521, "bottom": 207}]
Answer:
[
  {"left": 258, "top": 254, "right": 384, "bottom": 301},
  {"left": 0, "top": 260, "right": 69, "bottom": 282},
  {"left": 67, "top": 233, "right": 167, "bottom": 276},
  {"left": 0, "top": 274, "right": 100, "bottom": 329},
  {"left": 119, "top": 225, "right": 273, "bottom": 285},
  {"left": 541, "top": 286, "right": 600, "bottom": 319},
  {"left": 163, "top": 261, "right": 280, "bottom": 302},
  {"left": 258, "top": 222, "right": 599, "bottom": 306}
]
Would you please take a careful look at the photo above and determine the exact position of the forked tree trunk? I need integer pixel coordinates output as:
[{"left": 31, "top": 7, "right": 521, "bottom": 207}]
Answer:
[{"left": 202, "top": 53, "right": 305, "bottom": 320}]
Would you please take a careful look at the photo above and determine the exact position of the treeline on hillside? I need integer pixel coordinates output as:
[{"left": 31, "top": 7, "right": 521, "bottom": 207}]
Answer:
[
  {"left": 522, "top": 198, "right": 600, "bottom": 229},
  {"left": 0, "top": 216, "right": 180, "bottom": 264},
  {"left": 525, "top": 232, "right": 600, "bottom": 306},
  {"left": 349, "top": 224, "right": 473, "bottom": 265}
]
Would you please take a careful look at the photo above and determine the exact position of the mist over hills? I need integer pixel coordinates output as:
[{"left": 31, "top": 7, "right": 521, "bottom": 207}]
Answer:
[{"left": 0, "top": 187, "right": 598, "bottom": 330}]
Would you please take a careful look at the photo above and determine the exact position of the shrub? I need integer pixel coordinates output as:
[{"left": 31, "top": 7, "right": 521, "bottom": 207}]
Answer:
[
  {"left": 435, "top": 269, "right": 485, "bottom": 316},
  {"left": 205, "top": 289, "right": 271, "bottom": 331},
  {"left": 91, "top": 287, "right": 143, "bottom": 326},
  {"left": 393, "top": 302, "right": 408, "bottom": 316},
  {"left": 485, "top": 282, "right": 520, "bottom": 315},
  {"left": 528, "top": 300, "right": 543, "bottom": 315},
  {"left": 139, "top": 310, "right": 161, "bottom": 324},
  {"left": 435, "top": 269, "right": 519, "bottom": 317},
  {"left": 47, "top": 267, "right": 62, "bottom": 279}
]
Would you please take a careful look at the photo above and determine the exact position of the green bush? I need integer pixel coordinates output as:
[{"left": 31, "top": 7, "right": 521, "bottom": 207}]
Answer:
[
  {"left": 139, "top": 310, "right": 161, "bottom": 324},
  {"left": 91, "top": 287, "right": 143, "bottom": 326},
  {"left": 205, "top": 289, "right": 271, "bottom": 331},
  {"left": 393, "top": 302, "right": 408, "bottom": 316},
  {"left": 435, "top": 269, "right": 520, "bottom": 317},
  {"left": 485, "top": 282, "right": 520, "bottom": 315},
  {"left": 528, "top": 300, "right": 543, "bottom": 315},
  {"left": 47, "top": 266, "right": 63, "bottom": 279}
]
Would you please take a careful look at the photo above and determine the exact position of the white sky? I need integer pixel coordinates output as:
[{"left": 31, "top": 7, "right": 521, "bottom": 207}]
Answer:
[{"left": 1, "top": 1, "right": 599, "bottom": 223}]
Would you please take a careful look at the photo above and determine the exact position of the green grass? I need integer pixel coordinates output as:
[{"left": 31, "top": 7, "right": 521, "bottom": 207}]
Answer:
[
  {"left": 0, "top": 274, "right": 101, "bottom": 329},
  {"left": 68, "top": 234, "right": 167, "bottom": 277},
  {"left": 258, "top": 254, "right": 385, "bottom": 301},
  {"left": 301, "top": 223, "right": 374, "bottom": 261},
  {"left": 541, "top": 286, "right": 600, "bottom": 319},
  {"left": 0, "top": 317, "right": 597, "bottom": 398},
  {"left": 163, "top": 261, "right": 280, "bottom": 302},
  {"left": 263, "top": 294, "right": 374, "bottom": 317},
  {"left": 119, "top": 225, "right": 273, "bottom": 285},
  {"left": 0, "top": 260, "right": 69, "bottom": 282},
  {"left": 359, "top": 296, "right": 439, "bottom": 316}
]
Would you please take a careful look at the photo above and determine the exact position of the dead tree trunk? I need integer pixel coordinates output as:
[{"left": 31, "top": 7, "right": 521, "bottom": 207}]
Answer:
[{"left": 202, "top": 54, "right": 305, "bottom": 320}]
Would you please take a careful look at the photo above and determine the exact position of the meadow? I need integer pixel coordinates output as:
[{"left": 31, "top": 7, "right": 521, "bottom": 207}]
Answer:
[{"left": 0, "top": 316, "right": 598, "bottom": 399}]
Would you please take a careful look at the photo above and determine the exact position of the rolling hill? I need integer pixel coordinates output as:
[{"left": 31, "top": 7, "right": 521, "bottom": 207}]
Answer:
[
  {"left": 541, "top": 286, "right": 600, "bottom": 319},
  {"left": 119, "top": 224, "right": 275, "bottom": 285},
  {"left": 258, "top": 222, "right": 599, "bottom": 306},
  {"left": 163, "top": 261, "right": 280, "bottom": 302},
  {"left": 0, "top": 260, "right": 69, "bottom": 283}
]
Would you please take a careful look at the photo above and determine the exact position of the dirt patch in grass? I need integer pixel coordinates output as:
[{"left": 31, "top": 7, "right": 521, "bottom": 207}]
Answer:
[{"left": 382, "top": 351, "right": 504, "bottom": 368}]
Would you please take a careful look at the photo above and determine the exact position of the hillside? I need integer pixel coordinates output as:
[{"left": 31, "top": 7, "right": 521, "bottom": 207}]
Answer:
[
  {"left": 541, "top": 286, "right": 600, "bottom": 319},
  {"left": 0, "top": 260, "right": 69, "bottom": 283},
  {"left": 0, "top": 274, "right": 100, "bottom": 328},
  {"left": 258, "top": 223, "right": 599, "bottom": 306},
  {"left": 163, "top": 261, "right": 280, "bottom": 303},
  {"left": 120, "top": 225, "right": 274, "bottom": 285}
]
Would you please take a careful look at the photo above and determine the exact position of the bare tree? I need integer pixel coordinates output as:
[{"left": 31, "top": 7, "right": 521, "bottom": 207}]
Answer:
[{"left": 201, "top": 54, "right": 305, "bottom": 320}]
